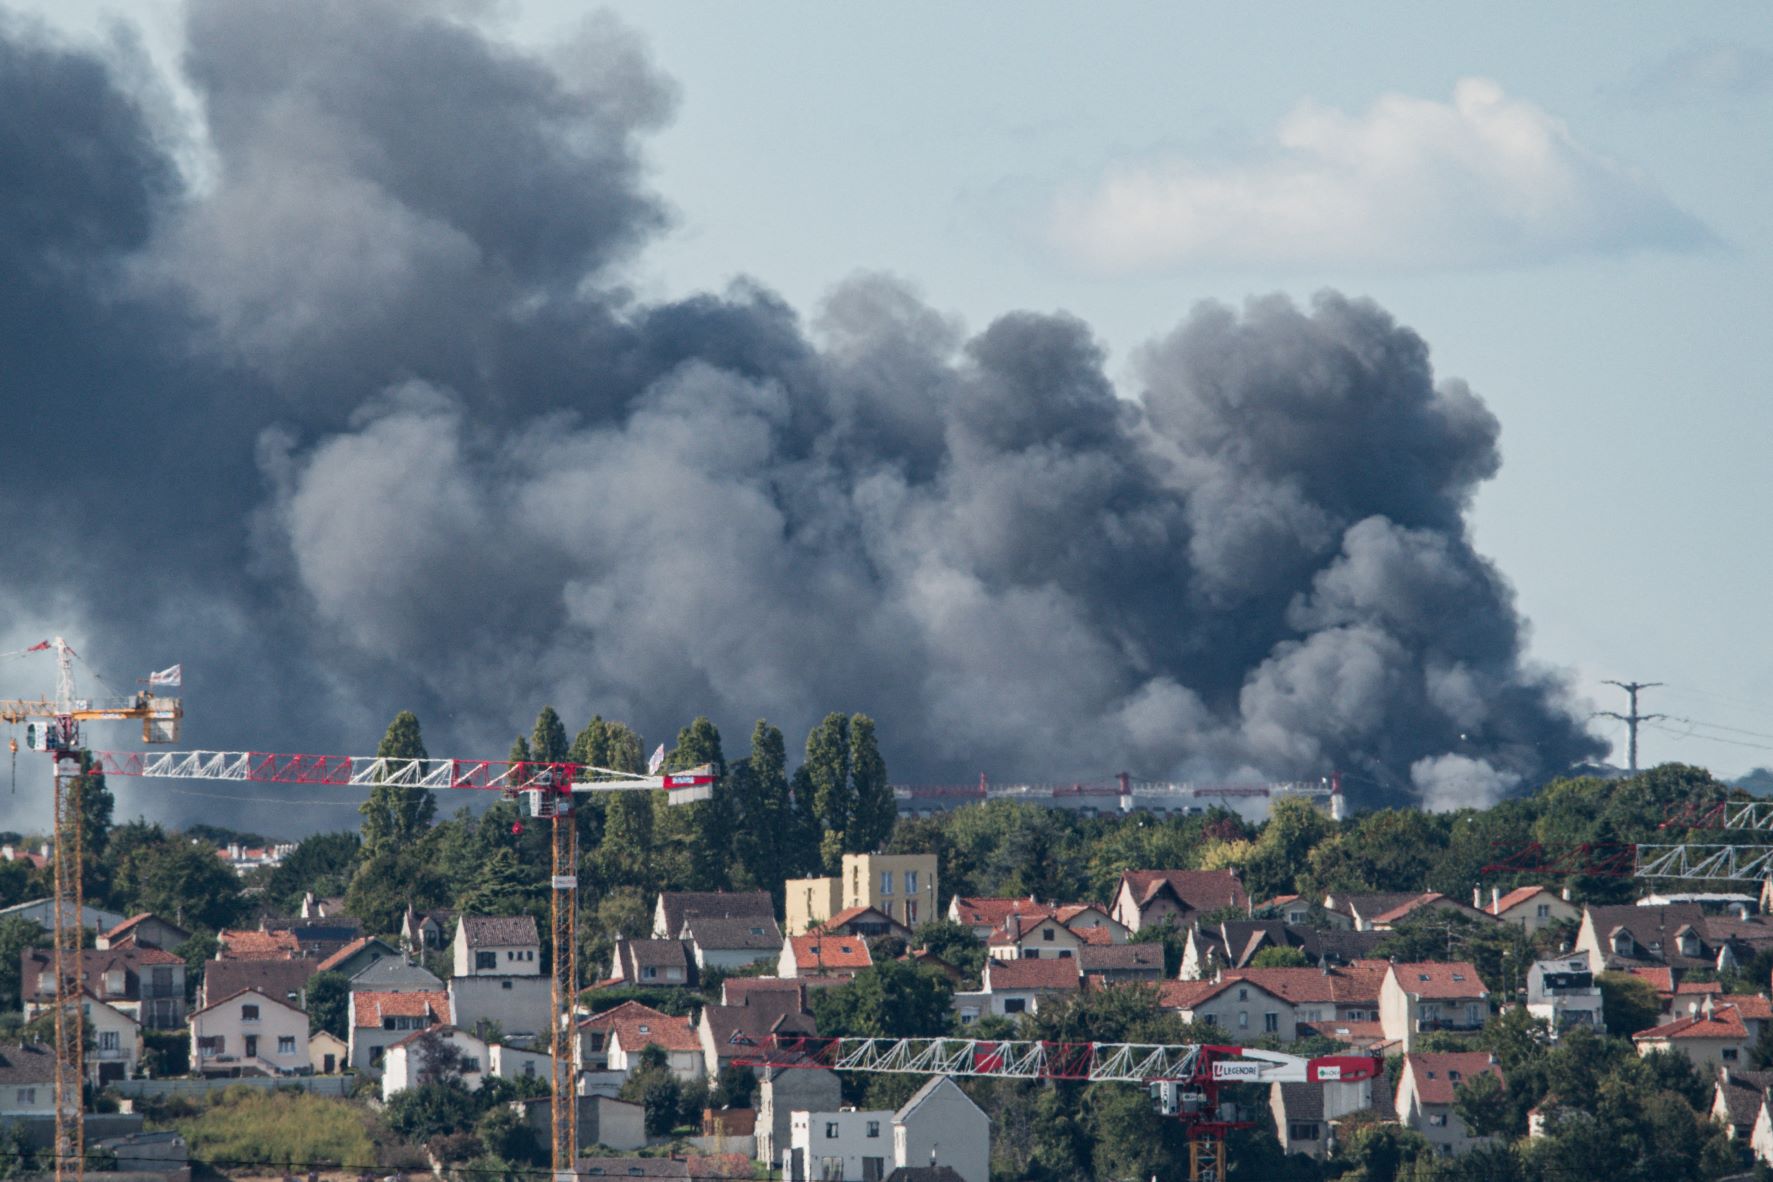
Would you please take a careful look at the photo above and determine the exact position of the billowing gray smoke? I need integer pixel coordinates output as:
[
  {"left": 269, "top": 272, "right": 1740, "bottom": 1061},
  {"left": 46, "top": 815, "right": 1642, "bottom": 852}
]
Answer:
[{"left": 0, "top": 2, "right": 1602, "bottom": 832}]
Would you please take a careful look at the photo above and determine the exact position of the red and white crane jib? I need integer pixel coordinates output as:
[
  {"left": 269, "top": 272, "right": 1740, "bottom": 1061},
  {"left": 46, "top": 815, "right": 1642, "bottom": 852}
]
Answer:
[
  {"left": 90, "top": 750, "right": 717, "bottom": 803},
  {"left": 735, "top": 1035, "right": 1379, "bottom": 1087}
]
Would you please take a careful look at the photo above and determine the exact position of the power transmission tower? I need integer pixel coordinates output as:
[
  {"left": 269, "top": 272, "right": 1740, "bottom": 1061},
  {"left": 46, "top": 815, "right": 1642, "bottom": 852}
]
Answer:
[{"left": 1598, "top": 680, "right": 1664, "bottom": 774}]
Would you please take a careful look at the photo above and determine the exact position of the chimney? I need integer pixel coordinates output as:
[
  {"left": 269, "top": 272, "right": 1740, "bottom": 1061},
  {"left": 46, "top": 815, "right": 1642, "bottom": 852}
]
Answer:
[
  {"left": 1561, "top": 886, "right": 1572, "bottom": 901},
  {"left": 1491, "top": 887, "right": 1501, "bottom": 912},
  {"left": 1472, "top": 886, "right": 1482, "bottom": 909}
]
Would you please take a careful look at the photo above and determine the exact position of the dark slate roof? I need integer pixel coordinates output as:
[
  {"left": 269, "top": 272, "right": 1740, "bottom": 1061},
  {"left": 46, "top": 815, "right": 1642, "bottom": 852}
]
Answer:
[
  {"left": 0, "top": 1042, "right": 58, "bottom": 1085},
  {"left": 701, "top": 1003, "right": 816, "bottom": 1055},
  {"left": 684, "top": 914, "right": 782, "bottom": 951},
  {"left": 1276, "top": 1080, "right": 1324, "bottom": 1121},
  {"left": 203, "top": 957, "right": 318, "bottom": 1007},
  {"left": 1588, "top": 904, "right": 1712, "bottom": 967},
  {"left": 460, "top": 915, "right": 540, "bottom": 948},
  {"left": 1326, "top": 892, "right": 1420, "bottom": 920},
  {"left": 657, "top": 890, "right": 773, "bottom": 938},
  {"left": 1078, "top": 945, "right": 1164, "bottom": 972},
  {"left": 348, "top": 958, "right": 445, "bottom": 990},
  {"left": 619, "top": 939, "right": 692, "bottom": 972}
]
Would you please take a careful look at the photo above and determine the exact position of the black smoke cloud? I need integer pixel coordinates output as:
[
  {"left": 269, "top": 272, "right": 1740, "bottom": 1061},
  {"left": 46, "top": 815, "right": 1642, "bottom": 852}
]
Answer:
[{"left": 0, "top": 2, "right": 1602, "bottom": 833}]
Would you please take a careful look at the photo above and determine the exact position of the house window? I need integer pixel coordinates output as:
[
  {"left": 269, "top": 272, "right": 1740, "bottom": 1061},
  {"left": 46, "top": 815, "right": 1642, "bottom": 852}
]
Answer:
[
  {"left": 1200, "top": 1014, "right": 1217, "bottom": 1027},
  {"left": 197, "top": 1036, "right": 224, "bottom": 1055},
  {"left": 825, "top": 1122, "right": 841, "bottom": 1138},
  {"left": 881, "top": 871, "right": 894, "bottom": 896},
  {"left": 244, "top": 1035, "right": 259, "bottom": 1059},
  {"left": 278, "top": 1037, "right": 296, "bottom": 1055},
  {"left": 242, "top": 1005, "right": 259, "bottom": 1021},
  {"left": 1290, "top": 1122, "right": 1319, "bottom": 1141},
  {"left": 1724, "top": 1048, "right": 1740, "bottom": 1061},
  {"left": 1238, "top": 1012, "right": 1248, "bottom": 1028},
  {"left": 1002, "top": 998, "right": 1027, "bottom": 1014},
  {"left": 1429, "top": 1114, "right": 1447, "bottom": 1127},
  {"left": 16, "top": 1089, "right": 34, "bottom": 1104},
  {"left": 642, "top": 967, "right": 657, "bottom": 980},
  {"left": 1238, "top": 988, "right": 1248, "bottom": 1001},
  {"left": 1058, "top": 950, "right": 1073, "bottom": 959},
  {"left": 905, "top": 902, "right": 918, "bottom": 926},
  {"left": 476, "top": 952, "right": 497, "bottom": 971},
  {"left": 1536, "top": 904, "right": 1551, "bottom": 918},
  {"left": 502, "top": 980, "right": 513, "bottom": 990},
  {"left": 99, "top": 1031, "right": 119, "bottom": 1051},
  {"left": 1043, "top": 929, "right": 1055, "bottom": 942},
  {"left": 866, "top": 1120, "right": 880, "bottom": 1138},
  {"left": 905, "top": 871, "right": 918, "bottom": 895},
  {"left": 462, "top": 1057, "right": 480, "bottom": 1071},
  {"left": 1265, "top": 1012, "right": 1279, "bottom": 1033}
]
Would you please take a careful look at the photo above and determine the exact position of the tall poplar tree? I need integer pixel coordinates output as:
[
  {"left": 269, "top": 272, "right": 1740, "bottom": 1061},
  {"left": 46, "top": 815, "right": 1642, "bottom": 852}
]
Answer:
[
  {"left": 663, "top": 716, "right": 728, "bottom": 889},
  {"left": 801, "top": 712, "right": 893, "bottom": 871},
  {"left": 531, "top": 706, "right": 569, "bottom": 765},
  {"left": 360, "top": 711, "right": 435, "bottom": 855},
  {"left": 596, "top": 722, "right": 654, "bottom": 887}
]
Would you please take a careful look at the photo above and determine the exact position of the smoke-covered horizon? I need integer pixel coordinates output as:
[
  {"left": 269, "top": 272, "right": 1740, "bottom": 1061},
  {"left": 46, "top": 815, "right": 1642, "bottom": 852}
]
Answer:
[{"left": 0, "top": 2, "right": 1603, "bottom": 835}]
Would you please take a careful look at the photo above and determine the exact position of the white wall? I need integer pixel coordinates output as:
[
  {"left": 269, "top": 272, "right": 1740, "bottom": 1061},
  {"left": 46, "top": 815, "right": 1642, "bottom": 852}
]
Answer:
[{"left": 191, "top": 990, "right": 309, "bottom": 1076}]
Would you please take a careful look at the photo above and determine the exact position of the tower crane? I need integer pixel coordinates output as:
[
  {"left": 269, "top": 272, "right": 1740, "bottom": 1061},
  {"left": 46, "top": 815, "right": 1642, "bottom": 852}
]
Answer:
[
  {"left": 736, "top": 1034, "right": 1382, "bottom": 1182},
  {"left": 6, "top": 639, "right": 717, "bottom": 1179}
]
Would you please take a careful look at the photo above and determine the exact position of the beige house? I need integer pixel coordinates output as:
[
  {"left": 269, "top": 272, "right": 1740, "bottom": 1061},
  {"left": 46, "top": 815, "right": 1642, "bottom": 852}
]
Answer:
[
  {"left": 1380, "top": 962, "right": 1488, "bottom": 1052},
  {"left": 1158, "top": 976, "right": 1299, "bottom": 1041},
  {"left": 1484, "top": 885, "right": 1579, "bottom": 933},
  {"left": 0, "top": 1042, "right": 60, "bottom": 1118},
  {"left": 1634, "top": 1004, "right": 1751, "bottom": 1075},
  {"left": 309, "top": 1030, "right": 347, "bottom": 1075},
  {"left": 190, "top": 988, "right": 311, "bottom": 1076},
  {"left": 985, "top": 912, "right": 1084, "bottom": 962},
  {"left": 786, "top": 853, "right": 938, "bottom": 934},
  {"left": 1396, "top": 1052, "right": 1503, "bottom": 1156},
  {"left": 1111, "top": 870, "right": 1247, "bottom": 932}
]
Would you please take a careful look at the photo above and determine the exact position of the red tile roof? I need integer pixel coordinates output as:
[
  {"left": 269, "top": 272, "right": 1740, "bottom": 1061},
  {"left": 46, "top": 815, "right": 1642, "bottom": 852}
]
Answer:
[
  {"left": 1388, "top": 961, "right": 1487, "bottom": 1000},
  {"left": 594, "top": 1001, "right": 701, "bottom": 1054},
  {"left": 1721, "top": 995, "right": 1773, "bottom": 1021},
  {"left": 1675, "top": 980, "right": 1724, "bottom": 996},
  {"left": 949, "top": 897, "right": 1048, "bottom": 927},
  {"left": 1072, "top": 926, "right": 1114, "bottom": 946},
  {"left": 1156, "top": 979, "right": 1226, "bottom": 1010},
  {"left": 351, "top": 989, "right": 449, "bottom": 1029},
  {"left": 218, "top": 929, "right": 301, "bottom": 960},
  {"left": 788, "top": 934, "right": 872, "bottom": 971},
  {"left": 823, "top": 906, "right": 903, "bottom": 931},
  {"left": 316, "top": 936, "right": 379, "bottom": 973},
  {"left": 1635, "top": 1006, "right": 1750, "bottom": 1042},
  {"left": 1120, "top": 870, "right": 1248, "bottom": 915},
  {"left": 985, "top": 957, "right": 1081, "bottom": 992},
  {"left": 1370, "top": 892, "right": 1490, "bottom": 927},
  {"left": 1628, "top": 966, "right": 1676, "bottom": 994},
  {"left": 1405, "top": 1051, "right": 1501, "bottom": 1106},
  {"left": 1300, "top": 1020, "right": 1393, "bottom": 1050},
  {"left": 1487, "top": 886, "right": 1552, "bottom": 916}
]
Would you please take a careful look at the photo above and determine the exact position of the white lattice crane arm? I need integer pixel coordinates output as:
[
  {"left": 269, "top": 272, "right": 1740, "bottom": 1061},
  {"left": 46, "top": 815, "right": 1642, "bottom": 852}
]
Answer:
[
  {"left": 89, "top": 749, "right": 716, "bottom": 801},
  {"left": 734, "top": 1035, "right": 1378, "bottom": 1086}
]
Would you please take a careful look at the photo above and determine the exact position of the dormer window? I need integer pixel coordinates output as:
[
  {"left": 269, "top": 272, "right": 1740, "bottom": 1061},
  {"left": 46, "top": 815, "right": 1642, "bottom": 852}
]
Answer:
[
  {"left": 1448, "top": 1070, "right": 1461, "bottom": 1081},
  {"left": 1611, "top": 931, "right": 1632, "bottom": 955},
  {"left": 1451, "top": 973, "right": 1465, "bottom": 983}
]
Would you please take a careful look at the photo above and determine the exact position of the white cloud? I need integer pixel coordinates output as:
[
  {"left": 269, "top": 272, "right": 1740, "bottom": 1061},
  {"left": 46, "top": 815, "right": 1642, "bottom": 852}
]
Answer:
[{"left": 1050, "top": 78, "right": 1710, "bottom": 273}]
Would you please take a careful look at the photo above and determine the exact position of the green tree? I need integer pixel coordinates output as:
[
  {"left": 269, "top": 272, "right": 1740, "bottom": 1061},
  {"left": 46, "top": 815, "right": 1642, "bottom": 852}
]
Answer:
[
  {"left": 360, "top": 711, "right": 436, "bottom": 855},
  {"left": 1250, "top": 945, "right": 1310, "bottom": 968},
  {"left": 456, "top": 846, "right": 536, "bottom": 916},
  {"left": 0, "top": 917, "right": 45, "bottom": 1011},
  {"left": 117, "top": 836, "right": 246, "bottom": 930},
  {"left": 305, "top": 971, "right": 351, "bottom": 1039},
  {"left": 731, "top": 720, "right": 799, "bottom": 888},
  {"left": 346, "top": 842, "right": 446, "bottom": 935},
  {"left": 810, "top": 961, "right": 954, "bottom": 1039},
  {"left": 619, "top": 1045, "right": 692, "bottom": 1135},
  {"left": 531, "top": 706, "right": 570, "bottom": 765},
  {"left": 908, "top": 919, "right": 987, "bottom": 985},
  {"left": 260, "top": 831, "right": 361, "bottom": 912},
  {"left": 1452, "top": 1070, "right": 1510, "bottom": 1138},
  {"left": 804, "top": 713, "right": 855, "bottom": 871},
  {"left": 848, "top": 715, "right": 894, "bottom": 854},
  {"left": 595, "top": 724, "right": 654, "bottom": 888},
  {"left": 659, "top": 716, "right": 729, "bottom": 890},
  {"left": 384, "top": 1080, "right": 481, "bottom": 1140},
  {"left": 1598, "top": 971, "right": 1663, "bottom": 1036}
]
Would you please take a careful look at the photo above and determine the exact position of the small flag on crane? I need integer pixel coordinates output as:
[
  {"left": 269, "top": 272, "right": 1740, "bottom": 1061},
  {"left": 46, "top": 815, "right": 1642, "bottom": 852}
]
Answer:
[
  {"left": 147, "top": 664, "right": 182, "bottom": 688},
  {"left": 646, "top": 743, "right": 665, "bottom": 775}
]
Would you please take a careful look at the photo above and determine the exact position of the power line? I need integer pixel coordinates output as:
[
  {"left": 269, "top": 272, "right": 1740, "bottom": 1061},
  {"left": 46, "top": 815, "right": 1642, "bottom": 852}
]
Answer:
[{"left": 1596, "top": 680, "right": 1663, "bottom": 774}]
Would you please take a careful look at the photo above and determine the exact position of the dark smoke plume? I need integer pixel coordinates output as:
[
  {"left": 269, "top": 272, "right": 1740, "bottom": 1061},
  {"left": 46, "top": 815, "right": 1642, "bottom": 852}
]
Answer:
[{"left": 0, "top": 3, "right": 1602, "bottom": 833}]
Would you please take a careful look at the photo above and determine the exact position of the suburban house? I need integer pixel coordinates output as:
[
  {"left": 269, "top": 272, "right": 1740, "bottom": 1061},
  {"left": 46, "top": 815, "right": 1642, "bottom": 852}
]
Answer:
[
  {"left": 1077, "top": 944, "right": 1164, "bottom": 983},
  {"left": 190, "top": 988, "right": 311, "bottom": 1077},
  {"left": 757, "top": 1065, "right": 842, "bottom": 1169},
  {"left": 274, "top": 918, "right": 365, "bottom": 960},
  {"left": 95, "top": 913, "right": 190, "bottom": 952},
  {"left": 349, "top": 989, "right": 451, "bottom": 1073},
  {"left": 946, "top": 896, "right": 1050, "bottom": 941},
  {"left": 315, "top": 936, "right": 398, "bottom": 979},
  {"left": 0, "top": 1042, "right": 60, "bottom": 1118},
  {"left": 1711, "top": 1067, "right": 1773, "bottom": 1141},
  {"left": 610, "top": 938, "right": 694, "bottom": 987},
  {"left": 1322, "top": 892, "right": 1422, "bottom": 932},
  {"left": 785, "top": 1075, "right": 989, "bottom": 1182},
  {"left": 1257, "top": 895, "right": 1316, "bottom": 926},
  {"left": 82, "top": 995, "right": 142, "bottom": 1085},
  {"left": 654, "top": 890, "right": 775, "bottom": 940},
  {"left": 985, "top": 911, "right": 1084, "bottom": 962},
  {"left": 1577, "top": 903, "right": 1721, "bottom": 971},
  {"left": 453, "top": 916, "right": 541, "bottom": 977},
  {"left": 1158, "top": 976, "right": 1299, "bottom": 1040},
  {"left": 780, "top": 933, "right": 874, "bottom": 979},
  {"left": 724, "top": 977, "right": 815, "bottom": 1010},
  {"left": 699, "top": 1001, "right": 817, "bottom": 1077},
  {"left": 1053, "top": 904, "right": 1129, "bottom": 944},
  {"left": 1180, "top": 920, "right": 1385, "bottom": 980},
  {"left": 972, "top": 956, "right": 1080, "bottom": 1018},
  {"left": 815, "top": 905, "right": 913, "bottom": 944},
  {"left": 22, "top": 942, "right": 187, "bottom": 1029},
  {"left": 683, "top": 915, "right": 784, "bottom": 973},
  {"left": 1210, "top": 961, "right": 1389, "bottom": 1030},
  {"left": 592, "top": 1001, "right": 703, "bottom": 1081},
  {"left": 401, "top": 905, "right": 455, "bottom": 956},
  {"left": 381, "top": 1026, "right": 545, "bottom": 1099},
  {"left": 785, "top": 853, "right": 939, "bottom": 934},
  {"left": 1525, "top": 952, "right": 1603, "bottom": 1032},
  {"left": 309, "top": 1030, "right": 348, "bottom": 1075},
  {"left": 1485, "top": 886, "right": 1580, "bottom": 933},
  {"left": 1110, "top": 870, "right": 1248, "bottom": 932},
  {"left": 448, "top": 974, "right": 552, "bottom": 1046},
  {"left": 1396, "top": 1051, "right": 1504, "bottom": 1156},
  {"left": 300, "top": 892, "right": 348, "bottom": 919},
  {"left": 1633, "top": 1004, "right": 1752, "bottom": 1074},
  {"left": 1380, "top": 962, "right": 1489, "bottom": 1051},
  {"left": 0, "top": 900, "right": 126, "bottom": 933},
  {"left": 1359, "top": 892, "right": 1492, "bottom": 932},
  {"left": 1269, "top": 1077, "right": 1385, "bottom": 1159},
  {"left": 199, "top": 957, "right": 316, "bottom": 1012}
]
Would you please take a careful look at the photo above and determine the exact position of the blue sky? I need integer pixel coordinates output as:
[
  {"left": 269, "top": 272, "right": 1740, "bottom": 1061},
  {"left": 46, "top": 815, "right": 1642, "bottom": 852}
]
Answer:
[{"left": 23, "top": 0, "right": 1773, "bottom": 776}]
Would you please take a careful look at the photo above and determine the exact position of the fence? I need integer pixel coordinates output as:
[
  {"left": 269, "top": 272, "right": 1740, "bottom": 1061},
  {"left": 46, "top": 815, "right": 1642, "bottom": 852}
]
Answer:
[{"left": 108, "top": 1075, "right": 354, "bottom": 1100}]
